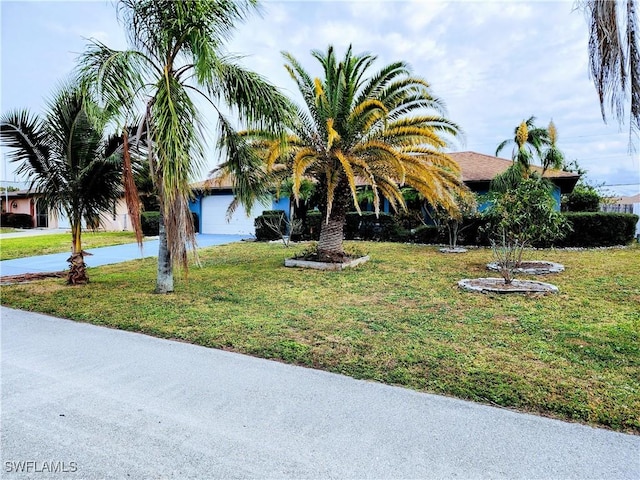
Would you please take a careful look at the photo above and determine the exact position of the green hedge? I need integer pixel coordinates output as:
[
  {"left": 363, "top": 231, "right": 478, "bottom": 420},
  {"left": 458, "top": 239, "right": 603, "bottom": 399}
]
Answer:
[
  {"left": 0, "top": 213, "right": 33, "bottom": 229},
  {"left": 141, "top": 212, "right": 160, "bottom": 236},
  {"left": 255, "top": 210, "right": 287, "bottom": 241},
  {"left": 557, "top": 212, "right": 638, "bottom": 247}
]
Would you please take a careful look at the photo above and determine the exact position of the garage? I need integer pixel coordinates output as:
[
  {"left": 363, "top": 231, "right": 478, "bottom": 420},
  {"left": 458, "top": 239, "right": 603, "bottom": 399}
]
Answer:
[{"left": 200, "top": 194, "right": 270, "bottom": 235}]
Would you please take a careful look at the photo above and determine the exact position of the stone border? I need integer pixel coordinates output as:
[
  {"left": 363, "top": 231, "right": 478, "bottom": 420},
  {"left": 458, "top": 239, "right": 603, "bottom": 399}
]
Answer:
[
  {"left": 486, "top": 261, "right": 565, "bottom": 275},
  {"left": 458, "top": 277, "right": 559, "bottom": 295},
  {"left": 284, "top": 255, "right": 370, "bottom": 271},
  {"left": 439, "top": 247, "right": 468, "bottom": 254}
]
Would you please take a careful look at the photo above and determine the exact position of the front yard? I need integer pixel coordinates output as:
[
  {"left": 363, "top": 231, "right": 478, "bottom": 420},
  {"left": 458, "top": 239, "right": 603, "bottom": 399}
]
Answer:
[{"left": 1, "top": 241, "right": 638, "bottom": 433}]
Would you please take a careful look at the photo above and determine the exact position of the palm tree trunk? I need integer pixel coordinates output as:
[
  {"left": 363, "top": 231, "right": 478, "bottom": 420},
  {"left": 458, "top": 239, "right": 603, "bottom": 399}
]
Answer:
[
  {"left": 155, "top": 212, "right": 174, "bottom": 293},
  {"left": 67, "top": 220, "right": 88, "bottom": 285},
  {"left": 317, "top": 211, "right": 347, "bottom": 262}
]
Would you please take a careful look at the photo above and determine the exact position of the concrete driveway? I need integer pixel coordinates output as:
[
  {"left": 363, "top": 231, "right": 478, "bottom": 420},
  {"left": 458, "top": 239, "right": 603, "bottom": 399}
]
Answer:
[
  {"left": 0, "top": 234, "right": 248, "bottom": 277},
  {"left": 2, "top": 307, "right": 638, "bottom": 479}
]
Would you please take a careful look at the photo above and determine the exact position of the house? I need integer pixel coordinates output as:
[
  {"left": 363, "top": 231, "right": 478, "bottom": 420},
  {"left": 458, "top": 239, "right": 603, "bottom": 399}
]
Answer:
[
  {"left": 450, "top": 151, "right": 580, "bottom": 209},
  {"left": 602, "top": 193, "right": 640, "bottom": 237},
  {"left": 0, "top": 189, "right": 134, "bottom": 231},
  {"left": 189, "top": 180, "right": 273, "bottom": 235},
  {"left": 188, "top": 152, "right": 581, "bottom": 235}
]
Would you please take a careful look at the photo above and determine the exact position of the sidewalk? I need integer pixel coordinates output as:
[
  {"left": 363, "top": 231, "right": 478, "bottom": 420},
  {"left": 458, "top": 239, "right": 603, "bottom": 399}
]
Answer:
[
  {"left": 2, "top": 306, "right": 638, "bottom": 479},
  {"left": 0, "top": 234, "right": 249, "bottom": 277}
]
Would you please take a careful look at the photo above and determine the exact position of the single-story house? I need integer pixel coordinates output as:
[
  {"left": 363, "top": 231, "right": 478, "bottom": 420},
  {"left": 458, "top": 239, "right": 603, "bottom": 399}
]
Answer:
[
  {"left": 188, "top": 151, "right": 580, "bottom": 235},
  {"left": 1, "top": 190, "right": 134, "bottom": 231},
  {"left": 450, "top": 151, "right": 580, "bottom": 209},
  {"left": 602, "top": 193, "right": 640, "bottom": 237}
]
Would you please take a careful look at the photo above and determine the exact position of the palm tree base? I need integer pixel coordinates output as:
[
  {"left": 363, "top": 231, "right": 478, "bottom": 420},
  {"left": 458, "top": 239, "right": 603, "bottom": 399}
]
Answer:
[{"left": 67, "top": 253, "right": 89, "bottom": 285}]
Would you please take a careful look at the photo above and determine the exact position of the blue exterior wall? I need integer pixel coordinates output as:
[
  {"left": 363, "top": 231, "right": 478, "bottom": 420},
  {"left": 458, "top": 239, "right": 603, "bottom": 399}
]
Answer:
[
  {"left": 189, "top": 194, "right": 203, "bottom": 232},
  {"left": 272, "top": 197, "right": 290, "bottom": 218}
]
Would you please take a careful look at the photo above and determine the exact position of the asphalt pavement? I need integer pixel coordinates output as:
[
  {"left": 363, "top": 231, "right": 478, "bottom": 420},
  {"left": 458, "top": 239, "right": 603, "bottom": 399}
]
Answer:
[{"left": 1, "top": 307, "right": 638, "bottom": 479}]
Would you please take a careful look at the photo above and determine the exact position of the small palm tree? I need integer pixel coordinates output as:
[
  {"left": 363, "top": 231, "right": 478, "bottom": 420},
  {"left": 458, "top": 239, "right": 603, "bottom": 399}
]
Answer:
[
  {"left": 217, "top": 45, "right": 468, "bottom": 262},
  {"left": 0, "top": 83, "right": 124, "bottom": 284},
  {"left": 78, "top": 0, "right": 290, "bottom": 293}
]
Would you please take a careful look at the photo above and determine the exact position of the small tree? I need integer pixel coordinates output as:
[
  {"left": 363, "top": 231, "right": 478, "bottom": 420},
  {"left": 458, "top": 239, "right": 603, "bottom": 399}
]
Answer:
[
  {"left": 430, "top": 190, "right": 477, "bottom": 249},
  {"left": 484, "top": 178, "right": 569, "bottom": 284}
]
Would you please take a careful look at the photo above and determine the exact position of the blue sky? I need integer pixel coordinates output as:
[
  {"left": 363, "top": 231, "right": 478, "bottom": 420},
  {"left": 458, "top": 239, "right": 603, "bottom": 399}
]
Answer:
[{"left": 1, "top": 0, "right": 639, "bottom": 195}]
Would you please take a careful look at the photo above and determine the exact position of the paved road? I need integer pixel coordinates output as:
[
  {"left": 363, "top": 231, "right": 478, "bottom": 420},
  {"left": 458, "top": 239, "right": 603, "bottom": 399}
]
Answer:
[
  {"left": 2, "top": 307, "right": 638, "bottom": 479},
  {"left": 0, "top": 234, "right": 248, "bottom": 277}
]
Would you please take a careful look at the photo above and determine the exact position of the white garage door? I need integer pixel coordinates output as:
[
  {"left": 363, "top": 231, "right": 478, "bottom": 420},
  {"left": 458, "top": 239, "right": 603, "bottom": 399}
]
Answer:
[{"left": 201, "top": 195, "right": 270, "bottom": 235}]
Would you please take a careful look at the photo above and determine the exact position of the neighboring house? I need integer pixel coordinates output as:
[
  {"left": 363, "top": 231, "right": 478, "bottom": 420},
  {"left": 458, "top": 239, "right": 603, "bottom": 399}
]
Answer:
[
  {"left": 1, "top": 189, "right": 134, "bottom": 231},
  {"left": 602, "top": 193, "right": 640, "bottom": 237}
]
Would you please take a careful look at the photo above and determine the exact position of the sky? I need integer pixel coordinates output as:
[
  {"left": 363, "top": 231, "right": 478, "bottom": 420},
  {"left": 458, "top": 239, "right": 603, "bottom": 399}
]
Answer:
[{"left": 1, "top": 0, "right": 639, "bottom": 196}]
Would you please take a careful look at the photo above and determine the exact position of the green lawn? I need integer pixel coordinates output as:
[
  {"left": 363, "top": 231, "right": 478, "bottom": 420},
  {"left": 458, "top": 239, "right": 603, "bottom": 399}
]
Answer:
[
  {"left": 0, "top": 227, "right": 19, "bottom": 234},
  {"left": 0, "top": 231, "right": 140, "bottom": 260},
  {"left": 1, "top": 241, "right": 638, "bottom": 433}
]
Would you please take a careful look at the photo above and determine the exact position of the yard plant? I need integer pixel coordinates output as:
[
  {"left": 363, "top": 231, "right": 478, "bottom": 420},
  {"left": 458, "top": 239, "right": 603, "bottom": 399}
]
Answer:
[{"left": 1, "top": 241, "right": 638, "bottom": 433}]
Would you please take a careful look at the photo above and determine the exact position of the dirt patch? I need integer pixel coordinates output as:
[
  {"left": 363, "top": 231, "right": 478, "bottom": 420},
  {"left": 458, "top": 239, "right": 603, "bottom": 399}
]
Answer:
[{"left": 0, "top": 272, "right": 66, "bottom": 285}]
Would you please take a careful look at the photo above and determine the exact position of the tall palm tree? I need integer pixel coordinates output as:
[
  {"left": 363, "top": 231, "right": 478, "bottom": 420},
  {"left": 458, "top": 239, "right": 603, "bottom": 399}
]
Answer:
[
  {"left": 0, "top": 82, "right": 124, "bottom": 284},
  {"left": 580, "top": 0, "right": 639, "bottom": 147},
  {"left": 217, "top": 45, "right": 467, "bottom": 262},
  {"left": 78, "top": 0, "right": 290, "bottom": 293}
]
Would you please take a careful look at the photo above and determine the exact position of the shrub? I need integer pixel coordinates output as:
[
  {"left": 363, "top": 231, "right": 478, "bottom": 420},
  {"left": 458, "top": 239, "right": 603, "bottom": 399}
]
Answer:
[
  {"left": 410, "top": 225, "right": 441, "bottom": 244},
  {"left": 255, "top": 210, "right": 287, "bottom": 241},
  {"left": 303, "top": 211, "right": 323, "bottom": 240},
  {"left": 345, "top": 212, "right": 403, "bottom": 241},
  {"left": 558, "top": 212, "right": 638, "bottom": 246},
  {"left": 562, "top": 184, "right": 602, "bottom": 212},
  {"left": 0, "top": 213, "right": 34, "bottom": 229},
  {"left": 141, "top": 211, "right": 161, "bottom": 236}
]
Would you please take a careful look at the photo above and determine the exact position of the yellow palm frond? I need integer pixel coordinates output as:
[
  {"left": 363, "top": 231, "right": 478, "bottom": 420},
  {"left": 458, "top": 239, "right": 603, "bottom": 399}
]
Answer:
[
  {"left": 327, "top": 118, "right": 340, "bottom": 149},
  {"left": 292, "top": 148, "right": 317, "bottom": 201},
  {"left": 335, "top": 150, "right": 361, "bottom": 214}
]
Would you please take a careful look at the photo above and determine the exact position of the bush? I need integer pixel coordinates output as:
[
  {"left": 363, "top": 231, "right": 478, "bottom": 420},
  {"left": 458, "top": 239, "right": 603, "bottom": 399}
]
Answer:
[
  {"left": 303, "top": 211, "right": 322, "bottom": 240},
  {"left": 558, "top": 212, "right": 638, "bottom": 247},
  {"left": 255, "top": 210, "right": 287, "bottom": 241},
  {"left": 345, "top": 212, "right": 401, "bottom": 241},
  {"left": 0, "top": 213, "right": 33, "bottom": 229},
  {"left": 410, "top": 225, "right": 441, "bottom": 244},
  {"left": 141, "top": 211, "right": 160, "bottom": 236},
  {"left": 562, "top": 184, "right": 602, "bottom": 212}
]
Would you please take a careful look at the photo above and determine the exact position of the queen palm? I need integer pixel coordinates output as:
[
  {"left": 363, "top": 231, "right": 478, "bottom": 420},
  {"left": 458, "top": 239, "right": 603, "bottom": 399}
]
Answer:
[
  {"left": 218, "top": 45, "right": 467, "bottom": 262},
  {"left": 78, "top": 0, "right": 290, "bottom": 293},
  {"left": 0, "top": 83, "right": 123, "bottom": 284}
]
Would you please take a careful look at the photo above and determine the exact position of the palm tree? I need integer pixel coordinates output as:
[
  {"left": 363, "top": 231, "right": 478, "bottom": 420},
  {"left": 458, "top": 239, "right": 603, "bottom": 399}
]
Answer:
[
  {"left": 492, "top": 118, "right": 564, "bottom": 191},
  {"left": 580, "top": 0, "right": 639, "bottom": 147},
  {"left": 495, "top": 116, "right": 550, "bottom": 170},
  {"left": 78, "top": 0, "right": 290, "bottom": 293},
  {"left": 217, "top": 45, "right": 467, "bottom": 262},
  {"left": 0, "top": 82, "right": 124, "bottom": 284}
]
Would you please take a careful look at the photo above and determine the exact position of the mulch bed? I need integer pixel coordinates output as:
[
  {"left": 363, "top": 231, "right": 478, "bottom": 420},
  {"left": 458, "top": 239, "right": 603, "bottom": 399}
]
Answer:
[{"left": 0, "top": 272, "right": 66, "bottom": 285}]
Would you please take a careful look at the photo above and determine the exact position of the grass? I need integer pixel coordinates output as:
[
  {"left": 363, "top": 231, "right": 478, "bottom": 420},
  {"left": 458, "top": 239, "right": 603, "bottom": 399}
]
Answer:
[
  {"left": 1, "top": 241, "right": 638, "bottom": 433},
  {"left": 0, "top": 227, "right": 19, "bottom": 234},
  {"left": 0, "top": 231, "right": 140, "bottom": 261}
]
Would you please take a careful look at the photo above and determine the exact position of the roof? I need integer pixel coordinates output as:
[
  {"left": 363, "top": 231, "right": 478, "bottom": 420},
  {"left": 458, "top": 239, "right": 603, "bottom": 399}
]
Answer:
[
  {"left": 609, "top": 193, "right": 640, "bottom": 205},
  {"left": 448, "top": 151, "right": 580, "bottom": 182},
  {"left": 191, "top": 151, "right": 581, "bottom": 193}
]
